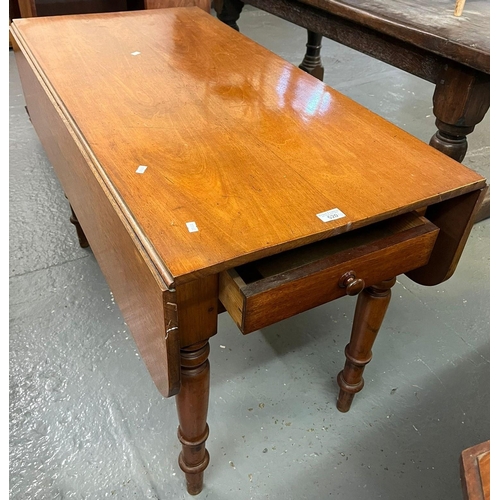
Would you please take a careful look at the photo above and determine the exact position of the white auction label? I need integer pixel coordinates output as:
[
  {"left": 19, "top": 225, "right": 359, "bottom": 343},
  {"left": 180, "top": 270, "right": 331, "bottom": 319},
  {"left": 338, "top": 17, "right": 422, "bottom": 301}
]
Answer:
[
  {"left": 316, "top": 208, "right": 346, "bottom": 222},
  {"left": 186, "top": 221, "right": 199, "bottom": 233}
]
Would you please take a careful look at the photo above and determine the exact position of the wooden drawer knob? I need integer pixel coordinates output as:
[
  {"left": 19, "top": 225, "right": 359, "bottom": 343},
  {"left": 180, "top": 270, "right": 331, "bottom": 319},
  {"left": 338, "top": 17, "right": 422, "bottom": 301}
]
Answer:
[{"left": 339, "top": 271, "right": 365, "bottom": 296}]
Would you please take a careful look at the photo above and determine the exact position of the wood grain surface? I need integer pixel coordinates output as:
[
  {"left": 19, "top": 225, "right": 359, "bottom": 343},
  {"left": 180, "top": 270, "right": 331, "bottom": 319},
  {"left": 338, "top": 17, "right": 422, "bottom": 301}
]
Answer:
[
  {"left": 220, "top": 213, "right": 438, "bottom": 333},
  {"left": 12, "top": 34, "right": 180, "bottom": 398},
  {"left": 460, "top": 440, "right": 490, "bottom": 500},
  {"left": 406, "top": 188, "right": 485, "bottom": 285},
  {"left": 293, "top": 0, "right": 490, "bottom": 73},
  {"left": 145, "top": 0, "right": 210, "bottom": 12},
  {"left": 17, "top": 0, "right": 36, "bottom": 17},
  {"left": 10, "top": 8, "right": 486, "bottom": 286}
]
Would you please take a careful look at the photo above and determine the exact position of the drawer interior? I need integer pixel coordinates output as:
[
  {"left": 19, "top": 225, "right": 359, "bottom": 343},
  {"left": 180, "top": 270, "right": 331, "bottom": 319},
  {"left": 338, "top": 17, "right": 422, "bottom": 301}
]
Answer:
[{"left": 234, "top": 211, "right": 432, "bottom": 285}]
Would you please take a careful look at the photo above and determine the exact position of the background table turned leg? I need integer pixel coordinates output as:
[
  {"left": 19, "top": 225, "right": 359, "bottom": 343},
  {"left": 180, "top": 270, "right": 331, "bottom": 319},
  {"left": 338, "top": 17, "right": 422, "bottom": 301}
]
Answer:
[
  {"left": 337, "top": 277, "right": 396, "bottom": 413},
  {"left": 68, "top": 204, "right": 89, "bottom": 248},
  {"left": 430, "top": 63, "right": 490, "bottom": 221},
  {"left": 216, "top": 0, "right": 244, "bottom": 31},
  {"left": 430, "top": 64, "right": 489, "bottom": 162},
  {"left": 176, "top": 340, "right": 210, "bottom": 495},
  {"left": 298, "top": 30, "right": 325, "bottom": 81}
]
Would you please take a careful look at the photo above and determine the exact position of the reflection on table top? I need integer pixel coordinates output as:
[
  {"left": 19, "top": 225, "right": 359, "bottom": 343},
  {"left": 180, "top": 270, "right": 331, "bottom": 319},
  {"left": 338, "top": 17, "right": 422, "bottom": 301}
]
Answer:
[{"left": 12, "top": 8, "right": 485, "bottom": 284}]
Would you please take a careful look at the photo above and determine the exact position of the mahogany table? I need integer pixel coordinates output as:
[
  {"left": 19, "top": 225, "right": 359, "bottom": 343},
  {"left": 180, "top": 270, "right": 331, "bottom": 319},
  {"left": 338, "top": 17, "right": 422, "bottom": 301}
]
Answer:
[
  {"left": 460, "top": 440, "right": 490, "bottom": 500},
  {"left": 216, "top": 0, "right": 490, "bottom": 220},
  {"left": 10, "top": 7, "right": 486, "bottom": 495}
]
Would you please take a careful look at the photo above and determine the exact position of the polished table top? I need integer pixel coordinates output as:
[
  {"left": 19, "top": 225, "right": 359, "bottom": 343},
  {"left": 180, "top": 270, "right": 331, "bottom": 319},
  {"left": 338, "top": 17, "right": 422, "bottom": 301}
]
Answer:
[
  {"left": 12, "top": 8, "right": 485, "bottom": 288},
  {"left": 10, "top": 10, "right": 487, "bottom": 492}
]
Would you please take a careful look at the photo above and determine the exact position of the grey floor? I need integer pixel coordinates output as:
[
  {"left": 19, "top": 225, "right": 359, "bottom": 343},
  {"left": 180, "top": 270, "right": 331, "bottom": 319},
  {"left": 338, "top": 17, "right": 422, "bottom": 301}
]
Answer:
[{"left": 9, "top": 7, "right": 490, "bottom": 500}]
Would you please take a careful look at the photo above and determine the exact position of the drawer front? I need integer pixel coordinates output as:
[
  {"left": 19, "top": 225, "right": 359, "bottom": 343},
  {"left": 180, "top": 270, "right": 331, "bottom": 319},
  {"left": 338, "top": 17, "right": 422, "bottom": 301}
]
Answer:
[{"left": 220, "top": 218, "right": 438, "bottom": 334}]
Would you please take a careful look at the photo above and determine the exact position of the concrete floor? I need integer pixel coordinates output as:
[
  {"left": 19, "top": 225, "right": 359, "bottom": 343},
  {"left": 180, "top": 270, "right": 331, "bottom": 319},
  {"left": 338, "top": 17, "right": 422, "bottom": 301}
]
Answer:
[{"left": 9, "top": 7, "right": 490, "bottom": 500}]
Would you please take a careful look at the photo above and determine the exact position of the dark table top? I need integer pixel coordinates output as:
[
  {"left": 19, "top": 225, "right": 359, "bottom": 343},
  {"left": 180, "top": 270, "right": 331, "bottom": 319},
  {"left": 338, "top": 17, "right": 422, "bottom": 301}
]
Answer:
[{"left": 296, "top": 0, "right": 490, "bottom": 72}]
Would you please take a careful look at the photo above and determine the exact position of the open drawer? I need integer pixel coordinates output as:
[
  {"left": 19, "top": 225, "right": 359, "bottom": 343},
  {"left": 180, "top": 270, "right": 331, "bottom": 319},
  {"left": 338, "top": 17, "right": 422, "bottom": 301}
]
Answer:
[{"left": 219, "top": 212, "right": 439, "bottom": 334}]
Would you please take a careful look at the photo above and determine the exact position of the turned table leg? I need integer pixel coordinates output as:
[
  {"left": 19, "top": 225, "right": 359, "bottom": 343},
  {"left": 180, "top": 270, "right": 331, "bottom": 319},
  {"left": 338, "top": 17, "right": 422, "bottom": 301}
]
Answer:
[
  {"left": 176, "top": 340, "right": 210, "bottom": 495},
  {"left": 68, "top": 204, "right": 89, "bottom": 248},
  {"left": 299, "top": 30, "right": 325, "bottom": 81},
  {"left": 216, "top": 0, "right": 244, "bottom": 31},
  {"left": 430, "top": 63, "right": 490, "bottom": 221},
  {"left": 430, "top": 64, "right": 489, "bottom": 163},
  {"left": 337, "top": 277, "right": 396, "bottom": 412}
]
